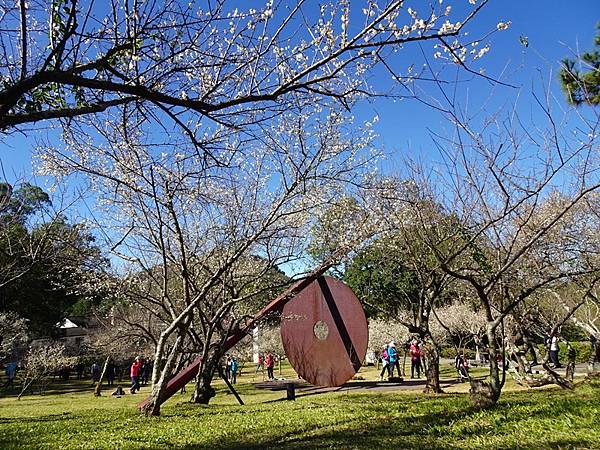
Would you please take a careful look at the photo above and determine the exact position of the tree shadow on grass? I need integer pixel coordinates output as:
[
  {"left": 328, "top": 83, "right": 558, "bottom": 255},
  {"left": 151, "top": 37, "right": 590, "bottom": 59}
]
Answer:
[
  {"left": 0, "top": 412, "right": 72, "bottom": 424},
  {"left": 3, "top": 383, "right": 598, "bottom": 450},
  {"left": 1, "top": 380, "right": 98, "bottom": 398},
  {"left": 166, "top": 396, "right": 598, "bottom": 450}
]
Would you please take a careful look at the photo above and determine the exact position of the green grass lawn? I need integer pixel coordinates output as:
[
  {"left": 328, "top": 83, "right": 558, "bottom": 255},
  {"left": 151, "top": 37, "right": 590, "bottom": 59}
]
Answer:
[{"left": 1, "top": 364, "right": 599, "bottom": 449}]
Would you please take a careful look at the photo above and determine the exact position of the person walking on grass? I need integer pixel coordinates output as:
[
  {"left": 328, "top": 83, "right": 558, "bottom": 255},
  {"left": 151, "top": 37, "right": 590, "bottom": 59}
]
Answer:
[
  {"left": 230, "top": 357, "right": 239, "bottom": 384},
  {"left": 410, "top": 340, "right": 422, "bottom": 379},
  {"left": 387, "top": 342, "right": 401, "bottom": 378},
  {"left": 549, "top": 335, "right": 562, "bottom": 368},
  {"left": 255, "top": 354, "right": 264, "bottom": 375},
  {"left": 130, "top": 357, "right": 142, "bottom": 394},
  {"left": 91, "top": 362, "right": 101, "bottom": 385},
  {"left": 455, "top": 353, "right": 470, "bottom": 381},
  {"left": 3, "top": 361, "right": 17, "bottom": 388},
  {"left": 379, "top": 345, "right": 390, "bottom": 381},
  {"left": 265, "top": 352, "right": 275, "bottom": 380},
  {"left": 140, "top": 360, "right": 152, "bottom": 385},
  {"left": 224, "top": 355, "right": 232, "bottom": 380},
  {"left": 106, "top": 360, "right": 115, "bottom": 386},
  {"left": 76, "top": 362, "right": 84, "bottom": 379}
]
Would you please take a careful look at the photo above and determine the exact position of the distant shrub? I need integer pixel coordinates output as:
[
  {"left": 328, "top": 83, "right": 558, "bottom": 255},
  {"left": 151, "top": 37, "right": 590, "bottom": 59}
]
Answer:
[{"left": 438, "top": 347, "right": 476, "bottom": 359}]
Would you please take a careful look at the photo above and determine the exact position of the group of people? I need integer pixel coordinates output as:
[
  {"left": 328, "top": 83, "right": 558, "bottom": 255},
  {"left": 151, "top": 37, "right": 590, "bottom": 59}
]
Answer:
[
  {"left": 88, "top": 358, "right": 152, "bottom": 391},
  {"left": 379, "top": 339, "right": 424, "bottom": 380},
  {"left": 379, "top": 339, "right": 473, "bottom": 382},
  {"left": 255, "top": 352, "right": 276, "bottom": 380},
  {"left": 379, "top": 340, "right": 423, "bottom": 380},
  {"left": 221, "top": 352, "right": 278, "bottom": 383},
  {"left": 223, "top": 355, "right": 239, "bottom": 383}
]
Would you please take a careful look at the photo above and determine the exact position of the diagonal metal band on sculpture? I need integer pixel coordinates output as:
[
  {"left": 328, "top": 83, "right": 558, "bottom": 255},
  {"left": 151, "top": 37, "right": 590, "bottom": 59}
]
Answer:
[
  {"left": 281, "top": 276, "right": 367, "bottom": 387},
  {"left": 138, "top": 273, "right": 367, "bottom": 411}
]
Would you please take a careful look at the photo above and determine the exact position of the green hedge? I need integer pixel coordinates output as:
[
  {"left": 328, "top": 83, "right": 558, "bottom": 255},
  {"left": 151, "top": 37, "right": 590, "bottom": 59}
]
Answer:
[{"left": 438, "top": 347, "right": 476, "bottom": 359}]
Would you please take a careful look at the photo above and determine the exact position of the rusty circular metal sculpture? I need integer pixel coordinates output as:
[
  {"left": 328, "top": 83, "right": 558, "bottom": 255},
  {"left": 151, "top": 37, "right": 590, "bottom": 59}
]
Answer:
[{"left": 280, "top": 276, "right": 368, "bottom": 387}]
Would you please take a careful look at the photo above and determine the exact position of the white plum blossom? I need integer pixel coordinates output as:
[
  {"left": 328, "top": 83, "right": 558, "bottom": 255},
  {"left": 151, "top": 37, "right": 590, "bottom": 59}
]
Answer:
[
  {"left": 497, "top": 21, "right": 511, "bottom": 31},
  {"left": 475, "top": 45, "right": 490, "bottom": 59},
  {"left": 439, "top": 20, "right": 456, "bottom": 34}
]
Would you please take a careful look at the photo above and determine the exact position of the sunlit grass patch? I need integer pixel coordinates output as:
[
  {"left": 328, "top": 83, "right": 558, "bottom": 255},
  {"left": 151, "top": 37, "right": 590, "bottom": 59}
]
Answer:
[{"left": 1, "top": 373, "right": 599, "bottom": 449}]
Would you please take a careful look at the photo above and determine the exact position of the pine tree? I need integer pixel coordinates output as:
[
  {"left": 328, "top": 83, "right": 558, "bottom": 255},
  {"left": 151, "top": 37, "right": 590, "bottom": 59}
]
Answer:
[{"left": 560, "top": 23, "right": 600, "bottom": 106}]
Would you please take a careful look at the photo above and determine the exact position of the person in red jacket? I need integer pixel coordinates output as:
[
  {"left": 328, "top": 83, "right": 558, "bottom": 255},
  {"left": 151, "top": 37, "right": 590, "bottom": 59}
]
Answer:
[
  {"left": 130, "top": 357, "right": 142, "bottom": 394},
  {"left": 265, "top": 352, "right": 275, "bottom": 380},
  {"left": 410, "top": 340, "right": 422, "bottom": 379}
]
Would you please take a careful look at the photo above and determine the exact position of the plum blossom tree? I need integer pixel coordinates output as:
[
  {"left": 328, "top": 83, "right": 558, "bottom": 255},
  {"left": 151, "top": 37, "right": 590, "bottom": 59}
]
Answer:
[
  {"left": 22, "top": 0, "right": 505, "bottom": 414},
  {"left": 398, "top": 96, "right": 600, "bottom": 407},
  {"left": 341, "top": 178, "right": 471, "bottom": 392},
  {"left": 17, "top": 342, "right": 77, "bottom": 399},
  {"left": 1, "top": 0, "right": 498, "bottom": 140},
  {"left": 368, "top": 318, "right": 411, "bottom": 351},
  {"left": 0, "top": 312, "right": 29, "bottom": 362},
  {"left": 568, "top": 290, "right": 600, "bottom": 373},
  {"left": 534, "top": 194, "right": 600, "bottom": 374},
  {"left": 432, "top": 300, "right": 486, "bottom": 355},
  {"left": 498, "top": 192, "right": 600, "bottom": 387},
  {"left": 39, "top": 100, "right": 383, "bottom": 414}
]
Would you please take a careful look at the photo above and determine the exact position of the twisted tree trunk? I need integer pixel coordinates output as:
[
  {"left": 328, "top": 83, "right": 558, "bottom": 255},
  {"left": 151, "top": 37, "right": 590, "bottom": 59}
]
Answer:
[{"left": 192, "top": 351, "right": 220, "bottom": 404}]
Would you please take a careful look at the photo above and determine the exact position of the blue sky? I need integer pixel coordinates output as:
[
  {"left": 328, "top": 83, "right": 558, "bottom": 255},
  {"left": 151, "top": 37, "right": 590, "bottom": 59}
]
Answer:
[
  {"left": 367, "top": 0, "right": 599, "bottom": 171},
  {"left": 1, "top": 0, "right": 598, "bottom": 184}
]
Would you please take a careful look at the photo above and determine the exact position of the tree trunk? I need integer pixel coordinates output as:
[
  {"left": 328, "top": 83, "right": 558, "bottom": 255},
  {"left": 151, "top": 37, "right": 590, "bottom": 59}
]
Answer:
[
  {"left": 508, "top": 339, "right": 575, "bottom": 390},
  {"left": 505, "top": 341, "right": 532, "bottom": 375},
  {"left": 469, "top": 327, "right": 502, "bottom": 409},
  {"left": 144, "top": 384, "right": 166, "bottom": 416},
  {"left": 93, "top": 356, "right": 110, "bottom": 397},
  {"left": 192, "top": 351, "right": 220, "bottom": 405},
  {"left": 17, "top": 378, "right": 35, "bottom": 400},
  {"left": 143, "top": 335, "right": 183, "bottom": 416},
  {"left": 422, "top": 337, "right": 443, "bottom": 393},
  {"left": 192, "top": 369, "right": 216, "bottom": 404},
  {"left": 588, "top": 337, "right": 600, "bottom": 373},
  {"left": 565, "top": 343, "right": 576, "bottom": 382}
]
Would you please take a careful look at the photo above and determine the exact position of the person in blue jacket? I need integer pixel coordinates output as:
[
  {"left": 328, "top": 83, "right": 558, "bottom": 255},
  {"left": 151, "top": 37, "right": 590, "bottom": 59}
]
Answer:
[
  {"left": 230, "top": 357, "right": 239, "bottom": 384},
  {"left": 4, "top": 361, "right": 17, "bottom": 388},
  {"left": 387, "top": 342, "right": 402, "bottom": 378}
]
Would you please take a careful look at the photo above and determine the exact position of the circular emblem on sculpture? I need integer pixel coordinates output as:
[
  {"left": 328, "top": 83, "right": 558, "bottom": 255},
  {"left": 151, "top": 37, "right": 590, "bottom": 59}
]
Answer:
[{"left": 280, "top": 276, "right": 368, "bottom": 387}]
